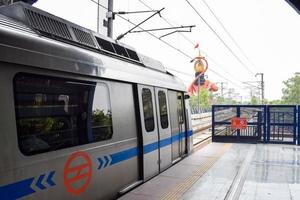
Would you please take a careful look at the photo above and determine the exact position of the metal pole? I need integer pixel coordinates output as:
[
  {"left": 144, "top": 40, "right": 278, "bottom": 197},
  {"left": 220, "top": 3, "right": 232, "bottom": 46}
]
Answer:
[
  {"left": 107, "top": 0, "right": 114, "bottom": 38},
  {"left": 221, "top": 82, "right": 224, "bottom": 98},
  {"left": 261, "top": 73, "right": 264, "bottom": 104},
  {"left": 255, "top": 73, "right": 264, "bottom": 104},
  {"left": 97, "top": 0, "right": 100, "bottom": 33},
  {"left": 198, "top": 78, "right": 200, "bottom": 113}
]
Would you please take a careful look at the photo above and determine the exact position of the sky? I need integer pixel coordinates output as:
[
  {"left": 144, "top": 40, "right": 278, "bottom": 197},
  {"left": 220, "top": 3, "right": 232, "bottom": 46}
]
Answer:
[{"left": 34, "top": 0, "right": 300, "bottom": 101}]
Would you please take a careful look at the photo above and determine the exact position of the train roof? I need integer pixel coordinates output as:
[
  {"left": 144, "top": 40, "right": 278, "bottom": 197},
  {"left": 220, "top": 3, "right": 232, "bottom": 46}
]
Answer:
[{"left": 0, "top": 2, "right": 186, "bottom": 91}]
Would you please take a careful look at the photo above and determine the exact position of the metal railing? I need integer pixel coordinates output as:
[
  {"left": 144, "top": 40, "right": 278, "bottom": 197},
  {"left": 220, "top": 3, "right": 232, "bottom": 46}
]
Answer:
[
  {"left": 193, "top": 105, "right": 300, "bottom": 145},
  {"left": 212, "top": 105, "right": 266, "bottom": 143}
]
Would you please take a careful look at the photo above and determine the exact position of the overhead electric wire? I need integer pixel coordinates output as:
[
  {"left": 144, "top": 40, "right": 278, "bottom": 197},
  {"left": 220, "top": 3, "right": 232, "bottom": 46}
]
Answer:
[
  {"left": 138, "top": 0, "right": 196, "bottom": 46},
  {"left": 166, "top": 67, "right": 244, "bottom": 90},
  {"left": 165, "top": 68, "right": 193, "bottom": 77},
  {"left": 166, "top": 68, "right": 243, "bottom": 91},
  {"left": 137, "top": 0, "right": 245, "bottom": 85},
  {"left": 89, "top": 0, "right": 244, "bottom": 90},
  {"left": 184, "top": 0, "right": 255, "bottom": 76},
  {"left": 201, "top": 0, "right": 257, "bottom": 69},
  {"left": 117, "top": 16, "right": 193, "bottom": 58},
  {"left": 89, "top": 0, "right": 107, "bottom": 10},
  {"left": 89, "top": 0, "right": 192, "bottom": 58}
]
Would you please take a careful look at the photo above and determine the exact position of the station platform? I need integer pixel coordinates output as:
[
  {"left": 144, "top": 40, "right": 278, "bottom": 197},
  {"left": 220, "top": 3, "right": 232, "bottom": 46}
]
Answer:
[{"left": 119, "top": 142, "right": 300, "bottom": 200}]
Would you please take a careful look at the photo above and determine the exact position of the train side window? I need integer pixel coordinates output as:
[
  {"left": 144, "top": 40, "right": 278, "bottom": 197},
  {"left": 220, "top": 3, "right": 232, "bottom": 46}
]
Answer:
[
  {"left": 92, "top": 83, "right": 113, "bottom": 141},
  {"left": 142, "top": 88, "right": 155, "bottom": 132},
  {"left": 14, "top": 74, "right": 94, "bottom": 155},
  {"left": 158, "top": 91, "right": 169, "bottom": 129},
  {"left": 177, "top": 93, "right": 184, "bottom": 124}
]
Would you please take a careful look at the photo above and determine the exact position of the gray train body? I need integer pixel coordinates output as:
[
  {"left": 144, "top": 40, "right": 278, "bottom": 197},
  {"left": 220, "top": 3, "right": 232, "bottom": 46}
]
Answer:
[{"left": 0, "top": 2, "right": 193, "bottom": 199}]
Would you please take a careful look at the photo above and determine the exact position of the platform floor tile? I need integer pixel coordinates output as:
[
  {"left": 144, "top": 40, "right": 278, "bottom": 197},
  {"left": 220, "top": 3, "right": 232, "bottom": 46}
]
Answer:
[{"left": 119, "top": 143, "right": 232, "bottom": 200}]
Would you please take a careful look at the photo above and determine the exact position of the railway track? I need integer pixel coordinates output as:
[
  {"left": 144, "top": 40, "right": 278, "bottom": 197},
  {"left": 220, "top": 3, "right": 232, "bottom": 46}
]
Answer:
[{"left": 191, "top": 109, "right": 236, "bottom": 148}]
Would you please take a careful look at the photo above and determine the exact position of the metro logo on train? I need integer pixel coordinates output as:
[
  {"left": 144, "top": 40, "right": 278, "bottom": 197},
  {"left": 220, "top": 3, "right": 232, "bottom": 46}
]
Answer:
[{"left": 64, "top": 151, "right": 93, "bottom": 196}]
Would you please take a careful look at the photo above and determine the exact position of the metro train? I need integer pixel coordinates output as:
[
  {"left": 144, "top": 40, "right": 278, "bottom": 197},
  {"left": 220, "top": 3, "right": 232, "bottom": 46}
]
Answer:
[{"left": 0, "top": 2, "right": 193, "bottom": 200}]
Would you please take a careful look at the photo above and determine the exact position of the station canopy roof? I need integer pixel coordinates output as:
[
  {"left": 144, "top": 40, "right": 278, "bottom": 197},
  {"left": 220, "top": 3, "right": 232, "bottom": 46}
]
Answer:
[{"left": 286, "top": 0, "right": 300, "bottom": 14}]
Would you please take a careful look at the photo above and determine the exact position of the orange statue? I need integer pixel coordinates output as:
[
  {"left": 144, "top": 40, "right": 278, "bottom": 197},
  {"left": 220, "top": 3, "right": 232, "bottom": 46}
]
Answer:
[{"left": 188, "top": 45, "right": 218, "bottom": 95}]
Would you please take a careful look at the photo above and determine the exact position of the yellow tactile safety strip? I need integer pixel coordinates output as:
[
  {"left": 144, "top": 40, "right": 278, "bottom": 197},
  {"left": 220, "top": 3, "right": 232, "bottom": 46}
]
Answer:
[{"left": 161, "top": 143, "right": 232, "bottom": 200}]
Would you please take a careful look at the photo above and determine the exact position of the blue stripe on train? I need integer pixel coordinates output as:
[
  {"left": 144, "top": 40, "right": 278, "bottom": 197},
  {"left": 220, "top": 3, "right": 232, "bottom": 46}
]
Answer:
[
  {"left": 159, "top": 137, "right": 172, "bottom": 148},
  {"left": 144, "top": 142, "right": 159, "bottom": 154},
  {"left": 0, "top": 178, "right": 35, "bottom": 200},
  {"left": 110, "top": 147, "right": 139, "bottom": 165},
  {"left": 97, "top": 130, "right": 193, "bottom": 169},
  {"left": 0, "top": 131, "right": 192, "bottom": 199},
  {"left": 0, "top": 171, "right": 56, "bottom": 200}
]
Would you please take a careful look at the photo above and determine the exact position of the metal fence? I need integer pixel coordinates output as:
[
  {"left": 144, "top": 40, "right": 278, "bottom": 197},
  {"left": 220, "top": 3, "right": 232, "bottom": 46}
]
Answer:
[
  {"left": 267, "top": 105, "right": 297, "bottom": 144},
  {"left": 190, "top": 106, "right": 212, "bottom": 115},
  {"left": 212, "top": 105, "right": 266, "bottom": 143},
  {"left": 212, "top": 105, "right": 300, "bottom": 145}
]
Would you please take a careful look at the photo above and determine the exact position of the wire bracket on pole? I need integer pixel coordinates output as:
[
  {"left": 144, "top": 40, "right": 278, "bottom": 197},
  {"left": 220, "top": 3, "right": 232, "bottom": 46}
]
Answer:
[
  {"left": 129, "top": 25, "right": 196, "bottom": 39},
  {"left": 114, "top": 9, "right": 162, "bottom": 15},
  {"left": 115, "top": 7, "right": 195, "bottom": 41},
  {"left": 159, "top": 30, "right": 190, "bottom": 39},
  {"left": 116, "top": 7, "right": 165, "bottom": 41}
]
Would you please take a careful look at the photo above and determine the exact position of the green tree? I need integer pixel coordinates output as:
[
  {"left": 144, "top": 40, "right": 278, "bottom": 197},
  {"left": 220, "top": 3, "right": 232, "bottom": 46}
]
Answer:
[
  {"left": 214, "top": 96, "right": 226, "bottom": 105},
  {"left": 268, "top": 99, "right": 282, "bottom": 105},
  {"left": 282, "top": 74, "right": 300, "bottom": 104},
  {"left": 199, "top": 88, "right": 211, "bottom": 108},
  {"left": 189, "top": 88, "right": 212, "bottom": 110},
  {"left": 250, "top": 96, "right": 259, "bottom": 105}
]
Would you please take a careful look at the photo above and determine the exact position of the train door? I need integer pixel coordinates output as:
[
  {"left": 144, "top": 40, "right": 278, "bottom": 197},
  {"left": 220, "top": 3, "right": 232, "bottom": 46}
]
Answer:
[
  {"left": 168, "top": 91, "right": 187, "bottom": 163},
  {"left": 185, "top": 94, "right": 193, "bottom": 152},
  {"left": 154, "top": 88, "right": 172, "bottom": 172},
  {"left": 137, "top": 85, "right": 159, "bottom": 180},
  {"left": 178, "top": 92, "right": 187, "bottom": 156}
]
